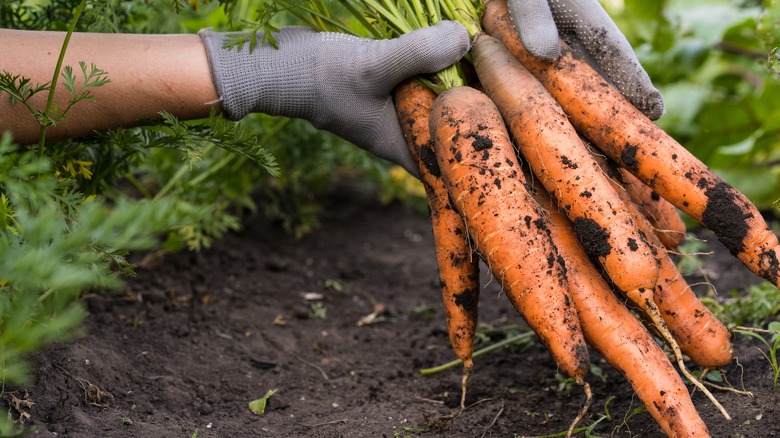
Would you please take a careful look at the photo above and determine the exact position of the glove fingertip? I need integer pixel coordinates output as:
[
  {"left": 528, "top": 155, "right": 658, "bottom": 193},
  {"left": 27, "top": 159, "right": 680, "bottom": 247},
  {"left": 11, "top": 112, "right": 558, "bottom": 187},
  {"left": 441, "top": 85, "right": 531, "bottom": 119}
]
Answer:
[
  {"left": 416, "top": 20, "right": 471, "bottom": 72},
  {"left": 523, "top": 36, "right": 562, "bottom": 61},
  {"left": 639, "top": 89, "right": 665, "bottom": 121},
  {"left": 506, "top": 0, "right": 561, "bottom": 61}
]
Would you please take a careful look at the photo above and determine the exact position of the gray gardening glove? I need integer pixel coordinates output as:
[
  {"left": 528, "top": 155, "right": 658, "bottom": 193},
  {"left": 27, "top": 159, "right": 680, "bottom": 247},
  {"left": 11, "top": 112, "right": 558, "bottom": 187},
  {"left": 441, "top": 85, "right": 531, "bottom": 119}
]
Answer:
[
  {"left": 199, "top": 22, "right": 470, "bottom": 175},
  {"left": 507, "top": 0, "right": 664, "bottom": 120}
]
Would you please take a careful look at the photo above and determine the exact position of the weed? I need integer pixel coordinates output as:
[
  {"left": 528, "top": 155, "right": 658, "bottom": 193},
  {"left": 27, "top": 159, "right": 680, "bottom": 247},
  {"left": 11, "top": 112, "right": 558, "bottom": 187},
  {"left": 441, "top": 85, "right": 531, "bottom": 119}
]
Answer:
[
  {"left": 732, "top": 323, "right": 780, "bottom": 392},
  {"left": 555, "top": 373, "right": 576, "bottom": 392},
  {"left": 392, "top": 419, "right": 425, "bottom": 438},
  {"left": 409, "top": 302, "right": 437, "bottom": 320},
  {"left": 248, "top": 388, "right": 279, "bottom": 416},
  {"left": 673, "top": 235, "right": 711, "bottom": 276},
  {"left": 554, "top": 364, "right": 606, "bottom": 393},
  {"left": 419, "top": 330, "right": 536, "bottom": 376},
  {"left": 524, "top": 396, "right": 621, "bottom": 438},
  {"left": 706, "top": 281, "right": 780, "bottom": 327},
  {"left": 324, "top": 278, "right": 344, "bottom": 292},
  {"left": 308, "top": 302, "right": 328, "bottom": 319}
]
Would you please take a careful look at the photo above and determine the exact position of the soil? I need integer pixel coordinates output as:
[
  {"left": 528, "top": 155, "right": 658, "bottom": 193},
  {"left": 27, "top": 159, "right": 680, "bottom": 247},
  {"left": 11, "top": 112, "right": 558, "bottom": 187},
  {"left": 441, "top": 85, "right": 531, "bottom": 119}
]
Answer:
[{"left": 7, "top": 189, "right": 780, "bottom": 438}]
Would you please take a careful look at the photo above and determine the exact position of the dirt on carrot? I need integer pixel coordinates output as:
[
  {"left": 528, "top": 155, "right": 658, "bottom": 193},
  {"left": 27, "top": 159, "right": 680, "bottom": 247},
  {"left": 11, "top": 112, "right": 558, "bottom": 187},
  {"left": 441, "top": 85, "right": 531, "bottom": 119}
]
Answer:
[
  {"left": 620, "top": 169, "right": 686, "bottom": 249},
  {"left": 596, "top": 155, "right": 733, "bottom": 369}
]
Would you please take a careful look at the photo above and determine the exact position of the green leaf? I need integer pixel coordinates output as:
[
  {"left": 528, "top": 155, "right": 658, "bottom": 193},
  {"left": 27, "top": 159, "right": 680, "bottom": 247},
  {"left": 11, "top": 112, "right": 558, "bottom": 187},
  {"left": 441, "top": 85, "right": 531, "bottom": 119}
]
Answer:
[
  {"left": 248, "top": 388, "right": 279, "bottom": 416},
  {"left": 655, "top": 82, "right": 709, "bottom": 134},
  {"left": 768, "top": 321, "right": 780, "bottom": 344},
  {"left": 759, "top": 0, "right": 780, "bottom": 49},
  {"left": 735, "top": 329, "right": 769, "bottom": 347},
  {"left": 675, "top": 3, "right": 760, "bottom": 46},
  {"left": 705, "top": 370, "right": 724, "bottom": 383},
  {"left": 623, "top": 0, "right": 674, "bottom": 50}
]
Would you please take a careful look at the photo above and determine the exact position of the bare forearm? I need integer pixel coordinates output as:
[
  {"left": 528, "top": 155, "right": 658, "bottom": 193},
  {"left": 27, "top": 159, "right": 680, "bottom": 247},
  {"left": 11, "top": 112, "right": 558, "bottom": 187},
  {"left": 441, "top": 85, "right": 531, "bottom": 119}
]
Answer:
[{"left": 0, "top": 29, "right": 220, "bottom": 145}]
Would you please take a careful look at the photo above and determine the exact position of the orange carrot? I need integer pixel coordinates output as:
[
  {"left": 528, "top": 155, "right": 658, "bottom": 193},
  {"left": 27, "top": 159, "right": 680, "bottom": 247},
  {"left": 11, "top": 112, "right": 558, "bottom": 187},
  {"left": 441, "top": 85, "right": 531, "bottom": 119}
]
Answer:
[
  {"left": 393, "top": 80, "right": 480, "bottom": 404},
  {"left": 620, "top": 169, "right": 687, "bottom": 249},
  {"left": 594, "top": 155, "right": 733, "bottom": 368},
  {"left": 470, "top": 32, "right": 659, "bottom": 298},
  {"left": 430, "top": 85, "right": 590, "bottom": 384},
  {"left": 654, "top": 250, "right": 734, "bottom": 368},
  {"left": 528, "top": 176, "right": 710, "bottom": 438},
  {"left": 474, "top": 52, "right": 728, "bottom": 411},
  {"left": 483, "top": 0, "right": 780, "bottom": 288}
]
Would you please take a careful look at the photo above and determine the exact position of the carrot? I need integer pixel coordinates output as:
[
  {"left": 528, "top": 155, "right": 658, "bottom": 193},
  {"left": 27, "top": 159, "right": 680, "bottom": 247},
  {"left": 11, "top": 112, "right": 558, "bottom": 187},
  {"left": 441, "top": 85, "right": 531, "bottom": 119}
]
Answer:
[
  {"left": 393, "top": 79, "right": 480, "bottom": 407},
  {"left": 429, "top": 84, "right": 590, "bottom": 385},
  {"left": 482, "top": 0, "right": 780, "bottom": 288},
  {"left": 528, "top": 176, "right": 711, "bottom": 438},
  {"left": 470, "top": 32, "right": 659, "bottom": 298},
  {"left": 466, "top": 39, "right": 686, "bottom": 397},
  {"left": 653, "top": 249, "right": 734, "bottom": 368},
  {"left": 594, "top": 155, "right": 733, "bottom": 368},
  {"left": 620, "top": 169, "right": 687, "bottom": 249}
]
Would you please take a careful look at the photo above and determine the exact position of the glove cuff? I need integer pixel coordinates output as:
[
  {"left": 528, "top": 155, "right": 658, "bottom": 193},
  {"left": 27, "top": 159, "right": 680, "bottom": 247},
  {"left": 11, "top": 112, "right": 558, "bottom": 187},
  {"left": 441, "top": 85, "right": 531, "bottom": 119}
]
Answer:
[{"left": 199, "top": 28, "right": 317, "bottom": 121}]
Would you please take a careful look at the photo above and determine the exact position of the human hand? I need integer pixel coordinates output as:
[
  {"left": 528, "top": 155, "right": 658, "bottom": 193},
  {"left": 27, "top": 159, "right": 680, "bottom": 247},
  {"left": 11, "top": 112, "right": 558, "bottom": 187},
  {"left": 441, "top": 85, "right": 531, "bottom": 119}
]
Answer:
[
  {"left": 199, "top": 22, "right": 470, "bottom": 175},
  {"left": 506, "top": 0, "right": 664, "bottom": 120}
]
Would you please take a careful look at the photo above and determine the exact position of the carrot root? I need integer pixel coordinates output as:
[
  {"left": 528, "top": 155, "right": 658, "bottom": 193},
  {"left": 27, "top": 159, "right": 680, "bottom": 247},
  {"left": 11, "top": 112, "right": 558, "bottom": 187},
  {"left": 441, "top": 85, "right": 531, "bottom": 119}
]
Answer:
[
  {"left": 394, "top": 79, "right": 481, "bottom": 403},
  {"left": 431, "top": 84, "right": 590, "bottom": 383},
  {"left": 527, "top": 175, "right": 710, "bottom": 437}
]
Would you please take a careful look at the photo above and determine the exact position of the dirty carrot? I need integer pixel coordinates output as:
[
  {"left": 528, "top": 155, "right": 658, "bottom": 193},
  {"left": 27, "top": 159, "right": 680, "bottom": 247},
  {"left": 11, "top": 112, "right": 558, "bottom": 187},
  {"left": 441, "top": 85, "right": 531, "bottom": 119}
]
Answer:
[
  {"left": 564, "top": 151, "right": 733, "bottom": 419},
  {"left": 619, "top": 169, "right": 687, "bottom": 249},
  {"left": 430, "top": 84, "right": 590, "bottom": 385},
  {"left": 470, "top": 32, "right": 659, "bottom": 297},
  {"left": 393, "top": 79, "right": 480, "bottom": 408},
  {"left": 653, "top": 249, "right": 734, "bottom": 368},
  {"left": 528, "top": 176, "right": 711, "bottom": 437},
  {"left": 483, "top": 0, "right": 780, "bottom": 288},
  {"left": 596, "top": 157, "right": 733, "bottom": 368}
]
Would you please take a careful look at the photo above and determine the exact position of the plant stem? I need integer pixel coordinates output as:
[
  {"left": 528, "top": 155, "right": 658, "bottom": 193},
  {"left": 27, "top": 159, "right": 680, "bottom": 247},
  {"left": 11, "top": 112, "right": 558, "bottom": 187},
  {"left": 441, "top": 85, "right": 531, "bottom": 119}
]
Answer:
[
  {"left": 38, "top": 0, "right": 88, "bottom": 156},
  {"left": 419, "top": 331, "right": 535, "bottom": 375},
  {"left": 155, "top": 144, "right": 215, "bottom": 200}
]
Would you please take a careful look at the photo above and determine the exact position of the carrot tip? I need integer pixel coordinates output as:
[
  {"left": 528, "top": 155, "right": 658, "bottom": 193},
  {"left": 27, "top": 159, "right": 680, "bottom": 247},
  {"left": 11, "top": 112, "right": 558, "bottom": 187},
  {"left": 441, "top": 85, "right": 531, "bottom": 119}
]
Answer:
[
  {"left": 567, "top": 382, "right": 592, "bottom": 438},
  {"left": 460, "top": 367, "right": 471, "bottom": 411}
]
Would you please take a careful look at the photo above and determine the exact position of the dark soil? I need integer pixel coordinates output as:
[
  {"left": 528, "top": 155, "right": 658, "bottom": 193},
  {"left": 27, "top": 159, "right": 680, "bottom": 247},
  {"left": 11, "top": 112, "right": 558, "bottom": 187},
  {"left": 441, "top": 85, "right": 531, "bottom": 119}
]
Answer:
[{"left": 8, "top": 191, "right": 780, "bottom": 437}]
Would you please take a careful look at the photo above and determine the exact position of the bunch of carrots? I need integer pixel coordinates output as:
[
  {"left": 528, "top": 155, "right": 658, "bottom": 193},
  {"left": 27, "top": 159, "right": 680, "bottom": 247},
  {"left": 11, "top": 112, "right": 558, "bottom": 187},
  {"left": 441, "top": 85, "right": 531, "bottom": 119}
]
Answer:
[{"left": 280, "top": 0, "right": 780, "bottom": 436}]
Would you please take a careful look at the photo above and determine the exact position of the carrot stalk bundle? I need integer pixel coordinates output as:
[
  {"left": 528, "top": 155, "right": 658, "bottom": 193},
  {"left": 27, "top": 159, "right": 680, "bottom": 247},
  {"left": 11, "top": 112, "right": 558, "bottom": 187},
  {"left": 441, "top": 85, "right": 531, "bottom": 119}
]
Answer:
[
  {"left": 470, "top": 32, "right": 659, "bottom": 298},
  {"left": 393, "top": 79, "right": 480, "bottom": 408},
  {"left": 528, "top": 176, "right": 711, "bottom": 438},
  {"left": 429, "top": 84, "right": 590, "bottom": 385},
  {"left": 482, "top": 0, "right": 780, "bottom": 289}
]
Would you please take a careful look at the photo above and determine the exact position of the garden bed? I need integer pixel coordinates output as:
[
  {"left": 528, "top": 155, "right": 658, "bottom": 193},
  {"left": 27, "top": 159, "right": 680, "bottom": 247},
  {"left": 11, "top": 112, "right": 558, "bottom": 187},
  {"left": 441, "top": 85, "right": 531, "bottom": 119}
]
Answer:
[{"left": 12, "top": 191, "right": 780, "bottom": 437}]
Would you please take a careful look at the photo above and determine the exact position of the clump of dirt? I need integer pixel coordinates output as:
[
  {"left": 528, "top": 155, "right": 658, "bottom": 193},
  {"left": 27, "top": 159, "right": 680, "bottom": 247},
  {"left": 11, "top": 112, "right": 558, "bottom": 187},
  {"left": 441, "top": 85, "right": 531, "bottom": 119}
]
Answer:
[
  {"left": 465, "top": 131, "right": 493, "bottom": 152},
  {"left": 6, "top": 192, "right": 780, "bottom": 438},
  {"left": 573, "top": 216, "right": 612, "bottom": 258},
  {"left": 620, "top": 143, "right": 639, "bottom": 171},
  {"left": 702, "top": 182, "right": 751, "bottom": 255}
]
